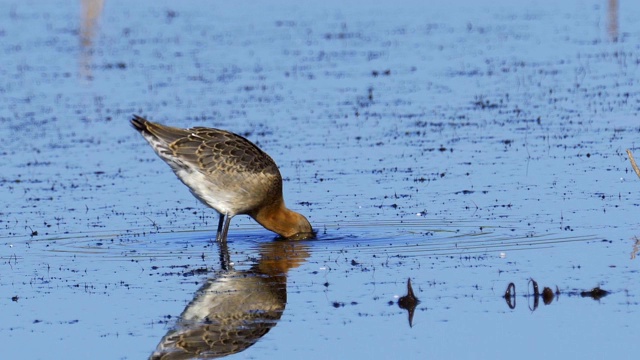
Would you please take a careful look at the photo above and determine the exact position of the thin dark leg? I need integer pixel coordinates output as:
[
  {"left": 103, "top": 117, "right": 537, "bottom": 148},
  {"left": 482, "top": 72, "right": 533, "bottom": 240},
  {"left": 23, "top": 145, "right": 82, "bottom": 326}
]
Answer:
[
  {"left": 216, "top": 213, "right": 225, "bottom": 241},
  {"left": 219, "top": 214, "right": 232, "bottom": 242},
  {"left": 215, "top": 213, "right": 232, "bottom": 270}
]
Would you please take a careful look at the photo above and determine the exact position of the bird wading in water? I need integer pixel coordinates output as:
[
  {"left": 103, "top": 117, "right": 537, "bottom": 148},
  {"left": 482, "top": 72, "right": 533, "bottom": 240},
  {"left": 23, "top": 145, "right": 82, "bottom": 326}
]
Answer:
[{"left": 131, "top": 115, "right": 313, "bottom": 242}]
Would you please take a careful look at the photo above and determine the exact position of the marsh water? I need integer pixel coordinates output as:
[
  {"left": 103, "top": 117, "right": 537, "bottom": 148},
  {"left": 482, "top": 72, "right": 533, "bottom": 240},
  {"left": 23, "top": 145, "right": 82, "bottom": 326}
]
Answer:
[{"left": 1, "top": 0, "right": 639, "bottom": 359}]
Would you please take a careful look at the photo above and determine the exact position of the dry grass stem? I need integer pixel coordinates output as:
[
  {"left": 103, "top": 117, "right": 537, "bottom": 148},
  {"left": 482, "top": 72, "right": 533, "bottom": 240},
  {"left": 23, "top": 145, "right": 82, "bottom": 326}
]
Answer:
[{"left": 626, "top": 149, "right": 640, "bottom": 179}]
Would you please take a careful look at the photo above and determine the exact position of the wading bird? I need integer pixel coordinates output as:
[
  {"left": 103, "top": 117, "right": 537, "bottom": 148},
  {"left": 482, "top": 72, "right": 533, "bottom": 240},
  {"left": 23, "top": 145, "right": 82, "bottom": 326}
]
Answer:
[{"left": 131, "top": 115, "right": 313, "bottom": 242}]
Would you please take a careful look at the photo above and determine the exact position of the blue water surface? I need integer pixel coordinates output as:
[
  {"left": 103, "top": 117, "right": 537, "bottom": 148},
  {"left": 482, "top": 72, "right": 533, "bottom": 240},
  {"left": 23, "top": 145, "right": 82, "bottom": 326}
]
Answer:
[{"left": 1, "top": 0, "right": 639, "bottom": 359}]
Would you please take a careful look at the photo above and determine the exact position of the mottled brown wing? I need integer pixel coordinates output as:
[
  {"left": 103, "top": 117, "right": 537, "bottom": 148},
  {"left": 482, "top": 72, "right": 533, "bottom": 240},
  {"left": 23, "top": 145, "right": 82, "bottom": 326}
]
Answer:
[{"left": 169, "top": 127, "right": 279, "bottom": 176}]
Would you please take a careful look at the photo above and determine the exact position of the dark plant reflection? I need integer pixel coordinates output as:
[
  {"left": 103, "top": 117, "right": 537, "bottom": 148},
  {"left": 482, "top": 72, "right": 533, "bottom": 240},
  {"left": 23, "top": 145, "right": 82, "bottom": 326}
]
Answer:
[
  {"left": 504, "top": 282, "right": 516, "bottom": 309},
  {"left": 502, "top": 279, "right": 608, "bottom": 311},
  {"left": 150, "top": 241, "right": 309, "bottom": 360},
  {"left": 397, "top": 278, "right": 419, "bottom": 328}
]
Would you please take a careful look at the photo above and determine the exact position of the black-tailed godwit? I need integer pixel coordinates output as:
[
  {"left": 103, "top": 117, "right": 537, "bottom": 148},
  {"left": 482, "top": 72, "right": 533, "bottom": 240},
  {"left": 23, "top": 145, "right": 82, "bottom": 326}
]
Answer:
[{"left": 131, "top": 115, "right": 313, "bottom": 241}]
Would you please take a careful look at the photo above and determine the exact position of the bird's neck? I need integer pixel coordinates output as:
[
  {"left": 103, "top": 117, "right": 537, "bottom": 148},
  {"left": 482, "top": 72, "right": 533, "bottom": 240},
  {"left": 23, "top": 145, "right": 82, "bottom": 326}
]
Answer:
[{"left": 251, "top": 199, "right": 301, "bottom": 238}]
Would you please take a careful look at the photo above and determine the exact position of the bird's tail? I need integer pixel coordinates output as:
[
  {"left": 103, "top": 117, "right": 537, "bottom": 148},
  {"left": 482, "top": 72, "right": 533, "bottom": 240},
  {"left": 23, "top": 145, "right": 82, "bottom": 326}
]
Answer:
[{"left": 130, "top": 115, "right": 189, "bottom": 144}]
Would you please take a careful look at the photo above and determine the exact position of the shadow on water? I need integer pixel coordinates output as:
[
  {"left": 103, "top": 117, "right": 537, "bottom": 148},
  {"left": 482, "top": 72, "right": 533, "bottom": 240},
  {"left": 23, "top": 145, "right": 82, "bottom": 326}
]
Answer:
[{"left": 150, "top": 240, "right": 309, "bottom": 360}]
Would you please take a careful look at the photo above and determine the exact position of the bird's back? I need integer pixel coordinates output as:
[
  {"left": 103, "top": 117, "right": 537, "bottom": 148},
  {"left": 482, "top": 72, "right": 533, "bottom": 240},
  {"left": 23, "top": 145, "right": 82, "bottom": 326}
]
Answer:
[
  {"left": 131, "top": 116, "right": 283, "bottom": 216},
  {"left": 131, "top": 115, "right": 280, "bottom": 176}
]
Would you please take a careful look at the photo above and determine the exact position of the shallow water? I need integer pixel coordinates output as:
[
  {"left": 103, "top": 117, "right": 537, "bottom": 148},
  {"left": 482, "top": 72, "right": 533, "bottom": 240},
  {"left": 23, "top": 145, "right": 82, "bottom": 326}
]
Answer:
[{"left": 1, "top": 0, "right": 640, "bottom": 359}]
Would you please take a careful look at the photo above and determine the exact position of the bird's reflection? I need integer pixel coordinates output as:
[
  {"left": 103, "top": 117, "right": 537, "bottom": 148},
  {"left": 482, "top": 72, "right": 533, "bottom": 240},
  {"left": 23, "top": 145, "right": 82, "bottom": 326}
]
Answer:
[{"left": 150, "top": 240, "right": 309, "bottom": 360}]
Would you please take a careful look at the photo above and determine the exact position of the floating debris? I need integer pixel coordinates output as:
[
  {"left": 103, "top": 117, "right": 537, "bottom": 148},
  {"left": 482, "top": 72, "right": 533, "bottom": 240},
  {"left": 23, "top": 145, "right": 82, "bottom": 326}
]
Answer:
[
  {"left": 398, "top": 278, "right": 420, "bottom": 327},
  {"left": 504, "top": 282, "right": 516, "bottom": 309},
  {"left": 580, "top": 287, "right": 609, "bottom": 300},
  {"left": 528, "top": 278, "right": 540, "bottom": 310},
  {"left": 542, "top": 287, "right": 555, "bottom": 305},
  {"left": 504, "top": 278, "right": 611, "bottom": 310}
]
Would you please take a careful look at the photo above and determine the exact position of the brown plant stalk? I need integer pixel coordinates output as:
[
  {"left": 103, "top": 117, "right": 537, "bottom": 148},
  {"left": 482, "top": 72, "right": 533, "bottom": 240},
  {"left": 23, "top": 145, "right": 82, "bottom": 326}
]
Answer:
[{"left": 626, "top": 149, "right": 640, "bottom": 179}]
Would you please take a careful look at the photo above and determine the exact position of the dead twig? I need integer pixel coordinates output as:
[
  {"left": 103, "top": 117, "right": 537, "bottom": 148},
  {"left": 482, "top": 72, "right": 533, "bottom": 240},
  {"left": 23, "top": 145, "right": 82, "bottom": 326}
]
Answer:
[{"left": 626, "top": 149, "right": 640, "bottom": 179}]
